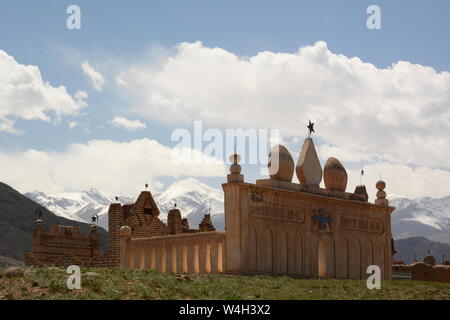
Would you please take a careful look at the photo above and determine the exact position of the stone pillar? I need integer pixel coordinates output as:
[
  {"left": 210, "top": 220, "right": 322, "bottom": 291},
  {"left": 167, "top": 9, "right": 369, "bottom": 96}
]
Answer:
[
  {"left": 424, "top": 252, "right": 436, "bottom": 266},
  {"left": 210, "top": 240, "right": 218, "bottom": 273},
  {"left": 222, "top": 182, "right": 248, "bottom": 274},
  {"left": 176, "top": 243, "right": 184, "bottom": 273},
  {"left": 88, "top": 225, "right": 100, "bottom": 258},
  {"left": 108, "top": 203, "right": 124, "bottom": 267},
  {"left": 168, "top": 209, "right": 182, "bottom": 235},
  {"left": 187, "top": 242, "right": 196, "bottom": 273},
  {"left": 32, "top": 219, "right": 45, "bottom": 250},
  {"left": 119, "top": 226, "right": 131, "bottom": 268}
]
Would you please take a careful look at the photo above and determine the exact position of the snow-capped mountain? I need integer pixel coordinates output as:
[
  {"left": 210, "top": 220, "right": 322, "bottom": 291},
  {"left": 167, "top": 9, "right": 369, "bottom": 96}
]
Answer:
[
  {"left": 25, "top": 178, "right": 225, "bottom": 231},
  {"left": 27, "top": 181, "right": 450, "bottom": 243},
  {"left": 156, "top": 178, "right": 224, "bottom": 228},
  {"left": 390, "top": 196, "right": 450, "bottom": 244},
  {"left": 25, "top": 188, "right": 134, "bottom": 230}
]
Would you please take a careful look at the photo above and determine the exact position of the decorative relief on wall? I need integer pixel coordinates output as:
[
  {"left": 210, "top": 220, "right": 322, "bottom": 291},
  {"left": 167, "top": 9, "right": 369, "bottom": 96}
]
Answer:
[
  {"left": 339, "top": 216, "right": 384, "bottom": 234},
  {"left": 250, "top": 187, "right": 264, "bottom": 202},
  {"left": 312, "top": 208, "right": 332, "bottom": 231},
  {"left": 250, "top": 203, "right": 305, "bottom": 223}
]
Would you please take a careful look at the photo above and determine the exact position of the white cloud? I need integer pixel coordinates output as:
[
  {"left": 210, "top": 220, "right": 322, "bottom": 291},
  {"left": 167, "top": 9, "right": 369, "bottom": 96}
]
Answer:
[
  {"left": 68, "top": 121, "right": 80, "bottom": 129},
  {"left": 115, "top": 41, "right": 450, "bottom": 171},
  {"left": 72, "top": 91, "right": 88, "bottom": 113},
  {"left": 81, "top": 60, "right": 105, "bottom": 91},
  {"left": 0, "top": 50, "right": 87, "bottom": 134},
  {"left": 346, "top": 163, "right": 450, "bottom": 201},
  {"left": 0, "top": 138, "right": 226, "bottom": 196},
  {"left": 111, "top": 116, "right": 147, "bottom": 131}
]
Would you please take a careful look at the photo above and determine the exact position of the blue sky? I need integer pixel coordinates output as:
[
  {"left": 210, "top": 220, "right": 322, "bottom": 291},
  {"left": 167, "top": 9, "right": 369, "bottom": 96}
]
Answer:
[{"left": 0, "top": 0, "right": 449, "bottom": 199}]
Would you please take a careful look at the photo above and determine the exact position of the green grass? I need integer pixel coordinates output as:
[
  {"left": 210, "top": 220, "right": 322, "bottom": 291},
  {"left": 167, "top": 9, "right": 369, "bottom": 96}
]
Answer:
[{"left": 0, "top": 267, "right": 449, "bottom": 300}]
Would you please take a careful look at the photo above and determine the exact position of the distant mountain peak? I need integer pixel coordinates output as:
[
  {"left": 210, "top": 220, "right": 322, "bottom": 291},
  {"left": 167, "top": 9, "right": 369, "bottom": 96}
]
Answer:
[
  {"left": 26, "top": 179, "right": 225, "bottom": 231},
  {"left": 391, "top": 197, "right": 450, "bottom": 244}
]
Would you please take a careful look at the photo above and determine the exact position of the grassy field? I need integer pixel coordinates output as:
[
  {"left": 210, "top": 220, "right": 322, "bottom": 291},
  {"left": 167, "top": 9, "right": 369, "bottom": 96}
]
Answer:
[{"left": 0, "top": 267, "right": 449, "bottom": 300}]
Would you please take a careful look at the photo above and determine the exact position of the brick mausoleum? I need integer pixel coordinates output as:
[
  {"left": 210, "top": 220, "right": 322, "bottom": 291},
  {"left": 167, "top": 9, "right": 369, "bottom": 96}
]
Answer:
[{"left": 25, "top": 190, "right": 215, "bottom": 267}]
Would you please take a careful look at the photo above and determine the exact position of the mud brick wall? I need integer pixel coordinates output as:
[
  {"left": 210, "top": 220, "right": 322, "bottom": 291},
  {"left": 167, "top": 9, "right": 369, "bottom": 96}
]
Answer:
[
  {"left": 393, "top": 262, "right": 450, "bottom": 283},
  {"left": 25, "top": 222, "right": 101, "bottom": 267},
  {"left": 25, "top": 190, "right": 216, "bottom": 268}
]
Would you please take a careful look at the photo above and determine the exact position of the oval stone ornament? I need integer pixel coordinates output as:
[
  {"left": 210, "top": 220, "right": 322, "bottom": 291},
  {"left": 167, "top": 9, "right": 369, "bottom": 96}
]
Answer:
[
  {"left": 268, "top": 144, "right": 294, "bottom": 182},
  {"left": 323, "top": 157, "right": 348, "bottom": 192}
]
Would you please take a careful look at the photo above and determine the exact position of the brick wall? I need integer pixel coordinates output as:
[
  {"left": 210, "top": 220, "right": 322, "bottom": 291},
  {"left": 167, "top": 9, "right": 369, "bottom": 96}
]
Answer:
[
  {"left": 24, "top": 221, "right": 102, "bottom": 267},
  {"left": 393, "top": 262, "right": 450, "bottom": 283}
]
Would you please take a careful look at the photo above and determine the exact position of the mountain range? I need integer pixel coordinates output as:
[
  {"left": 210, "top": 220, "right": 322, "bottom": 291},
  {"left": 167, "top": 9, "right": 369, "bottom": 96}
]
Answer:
[
  {"left": 25, "top": 178, "right": 225, "bottom": 231},
  {"left": 0, "top": 182, "right": 108, "bottom": 262},
  {"left": 26, "top": 181, "right": 450, "bottom": 246},
  {"left": 390, "top": 196, "right": 450, "bottom": 244},
  {"left": 3, "top": 178, "right": 450, "bottom": 266},
  {"left": 393, "top": 237, "right": 450, "bottom": 264}
]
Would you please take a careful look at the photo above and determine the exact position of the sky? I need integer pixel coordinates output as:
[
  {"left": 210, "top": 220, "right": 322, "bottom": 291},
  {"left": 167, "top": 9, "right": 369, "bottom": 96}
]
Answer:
[{"left": 0, "top": 0, "right": 449, "bottom": 200}]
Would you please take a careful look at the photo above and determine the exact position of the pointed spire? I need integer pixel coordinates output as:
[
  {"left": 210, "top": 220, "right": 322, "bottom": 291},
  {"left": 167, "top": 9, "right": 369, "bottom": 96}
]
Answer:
[{"left": 296, "top": 138, "right": 322, "bottom": 187}]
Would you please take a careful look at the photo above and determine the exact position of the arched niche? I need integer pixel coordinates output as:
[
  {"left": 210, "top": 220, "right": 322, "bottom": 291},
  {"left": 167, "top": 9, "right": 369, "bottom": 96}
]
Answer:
[
  {"left": 248, "top": 226, "right": 257, "bottom": 271},
  {"left": 265, "top": 229, "right": 273, "bottom": 273},
  {"left": 349, "top": 239, "right": 361, "bottom": 279},
  {"left": 317, "top": 236, "right": 335, "bottom": 278}
]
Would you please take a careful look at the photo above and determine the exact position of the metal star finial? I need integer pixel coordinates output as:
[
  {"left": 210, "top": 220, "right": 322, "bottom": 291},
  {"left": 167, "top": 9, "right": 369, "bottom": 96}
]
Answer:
[{"left": 307, "top": 120, "right": 315, "bottom": 137}]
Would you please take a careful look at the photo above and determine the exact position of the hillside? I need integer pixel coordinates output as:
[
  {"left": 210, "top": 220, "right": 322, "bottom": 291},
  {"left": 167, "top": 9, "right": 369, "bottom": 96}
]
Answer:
[
  {"left": 0, "top": 256, "right": 23, "bottom": 268},
  {"left": 394, "top": 237, "right": 450, "bottom": 264},
  {"left": 0, "top": 267, "right": 449, "bottom": 300},
  {"left": 0, "top": 182, "right": 108, "bottom": 262}
]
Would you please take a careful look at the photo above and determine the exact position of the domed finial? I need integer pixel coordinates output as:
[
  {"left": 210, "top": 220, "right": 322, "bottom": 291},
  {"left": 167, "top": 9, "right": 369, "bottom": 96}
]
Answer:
[
  {"left": 229, "top": 153, "right": 241, "bottom": 174},
  {"left": 375, "top": 180, "right": 388, "bottom": 206},
  {"left": 227, "top": 153, "right": 244, "bottom": 183}
]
